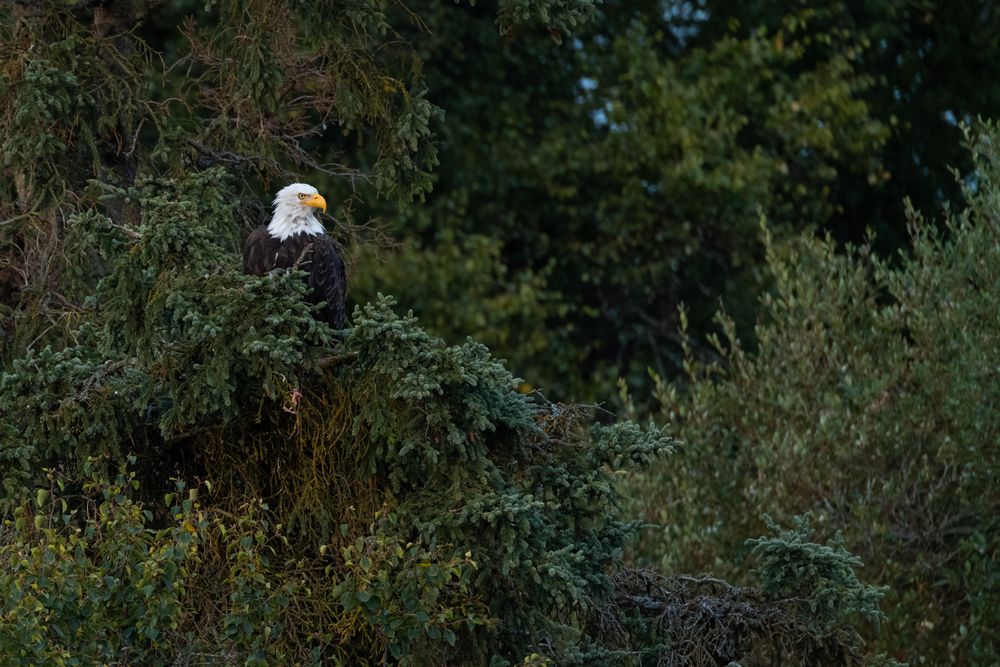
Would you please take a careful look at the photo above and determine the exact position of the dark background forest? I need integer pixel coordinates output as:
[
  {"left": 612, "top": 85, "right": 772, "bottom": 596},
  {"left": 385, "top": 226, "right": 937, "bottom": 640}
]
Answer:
[{"left": 1, "top": 0, "right": 999, "bottom": 664}]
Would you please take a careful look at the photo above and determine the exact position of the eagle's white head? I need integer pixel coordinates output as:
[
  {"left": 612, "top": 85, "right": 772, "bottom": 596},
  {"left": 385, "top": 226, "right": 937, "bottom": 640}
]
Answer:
[{"left": 268, "top": 183, "right": 328, "bottom": 241}]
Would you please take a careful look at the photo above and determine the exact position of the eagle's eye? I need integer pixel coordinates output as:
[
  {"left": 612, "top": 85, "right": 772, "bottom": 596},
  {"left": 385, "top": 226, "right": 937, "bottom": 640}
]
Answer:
[{"left": 297, "top": 193, "right": 307, "bottom": 199}]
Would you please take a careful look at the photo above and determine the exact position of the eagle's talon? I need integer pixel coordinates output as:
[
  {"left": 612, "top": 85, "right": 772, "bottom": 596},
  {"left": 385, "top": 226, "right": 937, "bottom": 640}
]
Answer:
[{"left": 283, "top": 388, "right": 303, "bottom": 414}]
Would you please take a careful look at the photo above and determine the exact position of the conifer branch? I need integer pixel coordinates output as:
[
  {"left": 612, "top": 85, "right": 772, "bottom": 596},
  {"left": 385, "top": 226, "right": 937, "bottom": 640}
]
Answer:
[{"left": 315, "top": 352, "right": 358, "bottom": 369}]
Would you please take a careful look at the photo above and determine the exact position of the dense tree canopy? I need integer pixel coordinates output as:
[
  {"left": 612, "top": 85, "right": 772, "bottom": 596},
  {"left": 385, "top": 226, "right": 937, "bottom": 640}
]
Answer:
[
  {"left": 351, "top": 0, "right": 1000, "bottom": 400},
  {"left": 630, "top": 125, "right": 1000, "bottom": 664},
  {"left": 1, "top": 0, "right": 997, "bottom": 664}
]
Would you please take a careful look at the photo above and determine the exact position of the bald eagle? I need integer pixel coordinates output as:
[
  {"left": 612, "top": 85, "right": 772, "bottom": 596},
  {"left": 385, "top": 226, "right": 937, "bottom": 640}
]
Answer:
[{"left": 244, "top": 183, "right": 347, "bottom": 329}]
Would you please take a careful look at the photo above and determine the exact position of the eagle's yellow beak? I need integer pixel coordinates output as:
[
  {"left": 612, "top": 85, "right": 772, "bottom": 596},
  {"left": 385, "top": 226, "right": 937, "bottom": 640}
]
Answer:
[{"left": 304, "top": 193, "right": 327, "bottom": 214}]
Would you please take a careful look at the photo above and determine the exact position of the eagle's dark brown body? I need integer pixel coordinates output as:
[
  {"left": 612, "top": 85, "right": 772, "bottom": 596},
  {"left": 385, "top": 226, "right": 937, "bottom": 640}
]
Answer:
[{"left": 243, "top": 227, "right": 347, "bottom": 329}]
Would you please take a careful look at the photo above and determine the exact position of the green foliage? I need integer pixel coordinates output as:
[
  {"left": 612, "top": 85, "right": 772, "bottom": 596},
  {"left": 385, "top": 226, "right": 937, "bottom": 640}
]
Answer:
[
  {"left": 336, "top": 518, "right": 491, "bottom": 664},
  {"left": 85, "top": 171, "right": 333, "bottom": 424},
  {"left": 685, "top": 0, "right": 1000, "bottom": 246},
  {"left": 0, "top": 0, "right": 459, "bottom": 366},
  {"left": 580, "top": 514, "right": 894, "bottom": 667},
  {"left": 356, "top": 1, "right": 890, "bottom": 400},
  {"left": 0, "top": 165, "right": 677, "bottom": 663},
  {"left": 351, "top": 235, "right": 568, "bottom": 387},
  {"left": 749, "top": 515, "right": 886, "bottom": 635},
  {"left": 0, "top": 1, "right": 919, "bottom": 663},
  {"left": 1, "top": 170, "right": 332, "bottom": 502},
  {"left": 0, "top": 463, "right": 199, "bottom": 666},
  {"left": 2, "top": 462, "right": 895, "bottom": 666},
  {"left": 334, "top": 0, "right": 1000, "bottom": 407},
  {"left": 495, "top": 0, "right": 598, "bottom": 38},
  {"left": 345, "top": 295, "right": 536, "bottom": 491},
  {"left": 0, "top": 12, "right": 145, "bottom": 205},
  {"left": 0, "top": 345, "right": 146, "bottom": 502},
  {"left": 630, "top": 125, "right": 1000, "bottom": 664},
  {"left": 1, "top": 462, "right": 357, "bottom": 665}
]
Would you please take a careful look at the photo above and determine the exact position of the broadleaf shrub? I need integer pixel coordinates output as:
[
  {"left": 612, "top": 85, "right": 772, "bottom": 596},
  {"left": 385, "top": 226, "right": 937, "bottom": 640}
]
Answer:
[{"left": 630, "top": 124, "right": 1000, "bottom": 664}]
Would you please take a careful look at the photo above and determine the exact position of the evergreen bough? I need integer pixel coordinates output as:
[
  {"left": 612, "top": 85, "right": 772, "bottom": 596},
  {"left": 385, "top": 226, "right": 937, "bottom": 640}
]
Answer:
[{"left": 0, "top": 170, "right": 677, "bottom": 664}]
